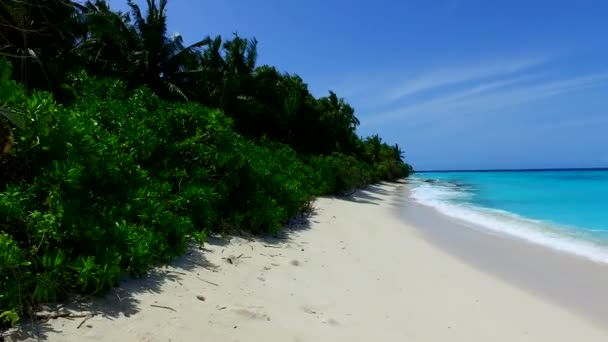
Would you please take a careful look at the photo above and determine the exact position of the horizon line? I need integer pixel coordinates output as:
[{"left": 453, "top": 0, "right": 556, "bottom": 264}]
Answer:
[{"left": 417, "top": 167, "right": 608, "bottom": 173}]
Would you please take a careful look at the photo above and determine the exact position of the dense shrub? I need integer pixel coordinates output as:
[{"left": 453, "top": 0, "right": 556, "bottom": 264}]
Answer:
[
  {"left": 0, "top": 68, "right": 314, "bottom": 325},
  {"left": 308, "top": 153, "right": 372, "bottom": 194}
]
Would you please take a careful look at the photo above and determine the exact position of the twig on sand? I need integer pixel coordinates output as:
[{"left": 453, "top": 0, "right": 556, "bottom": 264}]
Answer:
[
  {"left": 77, "top": 314, "right": 94, "bottom": 329},
  {"left": 166, "top": 270, "right": 187, "bottom": 275},
  {"left": 35, "top": 312, "right": 92, "bottom": 320},
  {"left": 260, "top": 253, "right": 283, "bottom": 258},
  {"left": 223, "top": 254, "right": 249, "bottom": 264},
  {"left": 197, "top": 276, "right": 219, "bottom": 286},
  {"left": 150, "top": 304, "right": 177, "bottom": 312},
  {"left": 263, "top": 244, "right": 281, "bottom": 249}
]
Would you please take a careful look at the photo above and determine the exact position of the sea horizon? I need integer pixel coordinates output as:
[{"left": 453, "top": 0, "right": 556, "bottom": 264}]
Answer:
[{"left": 418, "top": 167, "right": 608, "bottom": 173}]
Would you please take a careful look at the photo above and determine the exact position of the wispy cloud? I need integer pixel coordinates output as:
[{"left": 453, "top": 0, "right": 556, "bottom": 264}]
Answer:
[
  {"left": 383, "top": 57, "right": 546, "bottom": 102},
  {"left": 454, "top": 72, "right": 608, "bottom": 110},
  {"left": 365, "top": 71, "right": 608, "bottom": 126}
]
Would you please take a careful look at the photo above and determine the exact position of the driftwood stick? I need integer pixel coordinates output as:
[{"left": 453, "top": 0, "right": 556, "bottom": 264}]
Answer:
[
  {"left": 35, "top": 312, "right": 91, "bottom": 320},
  {"left": 197, "top": 276, "right": 219, "bottom": 286},
  {"left": 150, "top": 304, "right": 177, "bottom": 312},
  {"left": 77, "top": 314, "right": 94, "bottom": 329}
]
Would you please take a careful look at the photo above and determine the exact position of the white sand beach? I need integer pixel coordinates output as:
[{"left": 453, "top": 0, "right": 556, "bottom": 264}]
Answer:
[{"left": 9, "top": 182, "right": 608, "bottom": 341}]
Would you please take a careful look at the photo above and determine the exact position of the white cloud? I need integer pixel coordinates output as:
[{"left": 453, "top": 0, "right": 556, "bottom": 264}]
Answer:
[
  {"left": 364, "top": 71, "right": 608, "bottom": 126},
  {"left": 383, "top": 57, "right": 546, "bottom": 102}
]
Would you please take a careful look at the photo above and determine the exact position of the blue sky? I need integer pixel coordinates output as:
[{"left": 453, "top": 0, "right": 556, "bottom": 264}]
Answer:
[{"left": 109, "top": 0, "right": 608, "bottom": 170}]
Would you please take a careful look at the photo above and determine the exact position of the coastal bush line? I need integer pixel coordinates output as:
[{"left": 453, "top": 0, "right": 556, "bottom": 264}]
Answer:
[{"left": 0, "top": 0, "right": 413, "bottom": 326}]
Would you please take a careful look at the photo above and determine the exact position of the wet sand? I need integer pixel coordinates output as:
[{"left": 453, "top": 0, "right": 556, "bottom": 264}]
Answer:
[{"left": 400, "top": 187, "right": 608, "bottom": 330}]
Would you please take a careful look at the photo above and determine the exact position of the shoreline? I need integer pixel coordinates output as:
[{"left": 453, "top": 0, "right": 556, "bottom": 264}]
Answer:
[
  {"left": 400, "top": 185, "right": 608, "bottom": 331},
  {"left": 9, "top": 182, "right": 608, "bottom": 341}
]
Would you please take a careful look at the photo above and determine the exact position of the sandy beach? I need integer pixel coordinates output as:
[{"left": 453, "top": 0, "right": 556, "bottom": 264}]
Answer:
[{"left": 9, "top": 182, "right": 608, "bottom": 341}]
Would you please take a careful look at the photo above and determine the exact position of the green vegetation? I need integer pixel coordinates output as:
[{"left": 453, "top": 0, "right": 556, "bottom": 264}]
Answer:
[{"left": 0, "top": 0, "right": 413, "bottom": 326}]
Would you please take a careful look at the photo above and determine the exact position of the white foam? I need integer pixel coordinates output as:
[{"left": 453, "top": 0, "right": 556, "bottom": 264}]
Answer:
[{"left": 410, "top": 179, "right": 608, "bottom": 264}]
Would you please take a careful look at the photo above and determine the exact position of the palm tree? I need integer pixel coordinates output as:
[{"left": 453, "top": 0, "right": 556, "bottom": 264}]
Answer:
[
  {"left": 318, "top": 91, "right": 360, "bottom": 130},
  {"left": 316, "top": 91, "right": 361, "bottom": 154},
  {"left": 391, "top": 143, "right": 405, "bottom": 163},
  {"left": 0, "top": 0, "right": 84, "bottom": 91},
  {"left": 81, "top": 0, "right": 209, "bottom": 100},
  {"left": 195, "top": 35, "right": 224, "bottom": 104},
  {"left": 220, "top": 33, "right": 257, "bottom": 109},
  {"left": 364, "top": 134, "right": 383, "bottom": 163},
  {"left": 78, "top": 0, "right": 135, "bottom": 77}
]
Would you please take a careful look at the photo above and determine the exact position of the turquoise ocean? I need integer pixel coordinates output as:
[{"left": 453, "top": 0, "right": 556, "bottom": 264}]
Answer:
[{"left": 411, "top": 169, "right": 608, "bottom": 263}]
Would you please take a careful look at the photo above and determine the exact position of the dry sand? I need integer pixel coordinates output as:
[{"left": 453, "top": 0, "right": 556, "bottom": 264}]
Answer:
[{"left": 8, "top": 182, "right": 608, "bottom": 341}]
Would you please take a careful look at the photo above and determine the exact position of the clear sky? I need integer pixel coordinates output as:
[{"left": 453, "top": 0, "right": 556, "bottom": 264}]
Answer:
[{"left": 109, "top": 0, "right": 608, "bottom": 170}]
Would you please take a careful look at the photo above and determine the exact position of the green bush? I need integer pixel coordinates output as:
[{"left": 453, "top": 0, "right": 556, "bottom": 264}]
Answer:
[
  {"left": 308, "top": 153, "right": 372, "bottom": 194},
  {"left": 0, "top": 69, "right": 321, "bottom": 323}
]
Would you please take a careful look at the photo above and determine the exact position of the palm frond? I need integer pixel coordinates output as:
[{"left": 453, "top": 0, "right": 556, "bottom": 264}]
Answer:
[
  {"left": 0, "top": 108, "right": 26, "bottom": 130},
  {"left": 164, "top": 81, "right": 188, "bottom": 101}
]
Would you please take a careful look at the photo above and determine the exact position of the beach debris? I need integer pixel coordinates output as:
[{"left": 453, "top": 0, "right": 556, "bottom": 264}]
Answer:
[
  {"left": 223, "top": 253, "right": 249, "bottom": 265},
  {"left": 197, "top": 276, "right": 219, "bottom": 286},
  {"left": 263, "top": 244, "right": 281, "bottom": 249},
  {"left": 196, "top": 295, "right": 206, "bottom": 302},
  {"left": 260, "top": 253, "right": 283, "bottom": 258},
  {"left": 150, "top": 304, "right": 177, "bottom": 312},
  {"left": 35, "top": 306, "right": 95, "bottom": 321},
  {"left": 35, "top": 311, "right": 92, "bottom": 320},
  {"left": 77, "top": 315, "right": 94, "bottom": 329},
  {"left": 290, "top": 260, "right": 300, "bottom": 266},
  {"left": 217, "top": 306, "right": 227, "bottom": 310},
  {"left": 264, "top": 266, "right": 271, "bottom": 270}
]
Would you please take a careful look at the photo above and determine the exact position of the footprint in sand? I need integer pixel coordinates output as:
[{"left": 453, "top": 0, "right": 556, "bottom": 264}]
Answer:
[
  {"left": 234, "top": 307, "right": 271, "bottom": 321},
  {"left": 301, "top": 306, "right": 340, "bottom": 326},
  {"left": 324, "top": 318, "right": 340, "bottom": 326}
]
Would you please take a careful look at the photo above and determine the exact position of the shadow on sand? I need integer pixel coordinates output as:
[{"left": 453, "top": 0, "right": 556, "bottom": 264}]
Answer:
[
  {"left": 338, "top": 181, "right": 402, "bottom": 206},
  {"left": 6, "top": 180, "right": 404, "bottom": 340},
  {"left": 6, "top": 247, "right": 217, "bottom": 341}
]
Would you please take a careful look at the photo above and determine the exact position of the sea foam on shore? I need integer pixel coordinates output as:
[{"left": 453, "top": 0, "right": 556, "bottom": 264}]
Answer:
[{"left": 410, "top": 177, "right": 608, "bottom": 264}]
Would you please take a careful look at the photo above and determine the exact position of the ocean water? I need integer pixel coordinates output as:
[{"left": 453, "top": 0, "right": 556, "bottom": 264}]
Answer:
[{"left": 410, "top": 170, "right": 608, "bottom": 263}]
